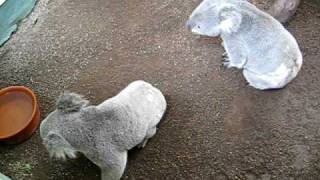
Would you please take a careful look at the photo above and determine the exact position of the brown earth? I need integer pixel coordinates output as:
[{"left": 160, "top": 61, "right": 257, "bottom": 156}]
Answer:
[{"left": 0, "top": 0, "right": 320, "bottom": 180}]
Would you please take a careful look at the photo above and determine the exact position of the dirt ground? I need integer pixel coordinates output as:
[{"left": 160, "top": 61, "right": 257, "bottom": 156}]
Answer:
[{"left": 0, "top": 0, "right": 320, "bottom": 179}]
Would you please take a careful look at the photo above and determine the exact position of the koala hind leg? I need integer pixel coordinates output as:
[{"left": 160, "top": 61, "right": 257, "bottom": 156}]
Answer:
[{"left": 242, "top": 69, "right": 286, "bottom": 90}]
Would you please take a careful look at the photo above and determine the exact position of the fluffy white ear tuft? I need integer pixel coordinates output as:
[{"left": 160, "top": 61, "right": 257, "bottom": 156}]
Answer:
[{"left": 218, "top": 6, "right": 242, "bottom": 34}]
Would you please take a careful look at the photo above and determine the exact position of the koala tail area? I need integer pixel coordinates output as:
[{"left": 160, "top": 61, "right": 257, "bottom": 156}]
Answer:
[{"left": 56, "top": 92, "right": 89, "bottom": 113}]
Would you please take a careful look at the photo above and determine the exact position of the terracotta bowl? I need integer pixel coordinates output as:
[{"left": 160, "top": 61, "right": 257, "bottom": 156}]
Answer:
[{"left": 0, "top": 86, "right": 40, "bottom": 144}]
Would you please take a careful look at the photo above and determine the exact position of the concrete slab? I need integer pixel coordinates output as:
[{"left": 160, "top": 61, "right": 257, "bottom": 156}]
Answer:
[{"left": 0, "top": 0, "right": 320, "bottom": 179}]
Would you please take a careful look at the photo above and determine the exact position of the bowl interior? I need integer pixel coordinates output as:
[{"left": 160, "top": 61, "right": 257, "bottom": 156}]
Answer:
[{"left": 0, "top": 88, "right": 36, "bottom": 139}]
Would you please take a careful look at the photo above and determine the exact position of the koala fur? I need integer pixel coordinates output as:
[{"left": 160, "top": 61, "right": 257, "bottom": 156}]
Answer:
[
  {"left": 40, "top": 81, "right": 167, "bottom": 180},
  {"left": 186, "top": 0, "right": 303, "bottom": 90},
  {"left": 268, "top": 0, "right": 300, "bottom": 23}
]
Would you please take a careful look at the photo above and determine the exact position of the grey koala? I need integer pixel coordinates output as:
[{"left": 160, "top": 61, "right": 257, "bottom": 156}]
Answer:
[
  {"left": 186, "top": 0, "right": 303, "bottom": 90},
  {"left": 40, "top": 80, "right": 167, "bottom": 180},
  {"left": 268, "top": 0, "right": 301, "bottom": 23}
]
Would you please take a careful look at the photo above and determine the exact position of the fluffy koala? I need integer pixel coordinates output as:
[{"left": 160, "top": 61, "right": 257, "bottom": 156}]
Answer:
[
  {"left": 186, "top": 0, "right": 303, "bottom": 90},
  {"left": 40, "top": 80, "right": 167, "bottom": 180},
  {"left": 268, "top": 0, "right": 300, "bottom": 23}
]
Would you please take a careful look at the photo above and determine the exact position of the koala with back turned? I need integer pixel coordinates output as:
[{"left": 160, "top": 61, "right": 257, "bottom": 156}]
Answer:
[
  {"left": 40, "top": 81, "right": 167, "bottom": 180},
  {"left": 186, "top": 0, "right": 303, "bottom": 90}
]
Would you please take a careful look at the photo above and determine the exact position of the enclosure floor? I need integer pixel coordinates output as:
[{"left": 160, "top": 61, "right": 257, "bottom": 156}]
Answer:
[{"left": 0, "top": 0, "right": 320, "bottom": 179}]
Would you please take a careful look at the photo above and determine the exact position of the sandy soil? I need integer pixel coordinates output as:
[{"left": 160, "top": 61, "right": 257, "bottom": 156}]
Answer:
[{"left": 0, "top": 0, "right": 320, "bottom": 179}]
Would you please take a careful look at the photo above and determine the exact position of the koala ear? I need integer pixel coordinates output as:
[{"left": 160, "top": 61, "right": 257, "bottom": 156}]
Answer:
[
  {"left": 56, "top": 92, "right": 89, "bottom": 113},
  {"left": 218, "top": 5, "right": 242, "bottom": 34}
]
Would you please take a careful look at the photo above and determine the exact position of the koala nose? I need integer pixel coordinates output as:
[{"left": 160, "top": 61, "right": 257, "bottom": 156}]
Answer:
[{"left": 186, "top": 20, "right": 195, "bottom": 31}]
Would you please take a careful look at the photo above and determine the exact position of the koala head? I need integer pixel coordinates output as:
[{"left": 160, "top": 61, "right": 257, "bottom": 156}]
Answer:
[
  {"left": 186, "top": 0, "right": 243, "bottom": 37},
  {"left": 40, "top": 92, "right": 89, "bottom": 160}
]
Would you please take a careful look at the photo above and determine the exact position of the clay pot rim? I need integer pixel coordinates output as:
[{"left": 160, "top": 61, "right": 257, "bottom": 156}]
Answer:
[{"left": 0, "top": 86, "right": 38, "bottom": 139}]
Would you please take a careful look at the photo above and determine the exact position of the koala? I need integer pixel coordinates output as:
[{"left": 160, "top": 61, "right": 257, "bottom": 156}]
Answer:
[
  {"left": 267, "top": 0, "right": 301, "bottom": 23},
  {"left": 186, "top": 0, "right": 303, "bottom": 90},
  {"left": 40, "top": 80, "right": 167, "bottom": 180}
]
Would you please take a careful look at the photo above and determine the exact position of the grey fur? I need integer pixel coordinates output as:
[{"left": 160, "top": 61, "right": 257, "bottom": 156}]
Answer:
[
  {"left": 56, "top": 92, "right": 89, "bottom": 113},
  {"left": 268, "top": 0, "right": 300, "bottom": 23},
  {"left": 40, "top": 81, "right": 167, "bottom": 180},
  {"left": 186, "top": 0, "right": 303, "bottom": 90}
]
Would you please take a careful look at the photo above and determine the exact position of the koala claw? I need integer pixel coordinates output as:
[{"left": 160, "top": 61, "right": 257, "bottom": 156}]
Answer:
[
  {"left": 221, "top": 52, "right": 228, "bottom": 58},
  {"left": 223, "top": 63, "right": 231, "bottom": 68},
  {"left": 137, "top": 139, "right": 148, "bottom": 149},
  {"left": 222, "top": 57, "right": 233, "bottom": 68}
]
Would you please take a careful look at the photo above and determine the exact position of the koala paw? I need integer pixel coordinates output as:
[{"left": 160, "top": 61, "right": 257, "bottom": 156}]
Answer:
[
  {"left": 222, "top": 58, "right": 232, "bottom": 68},
  {"left": 221, "top": 52, "right": 232, "bottom": 68}
]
